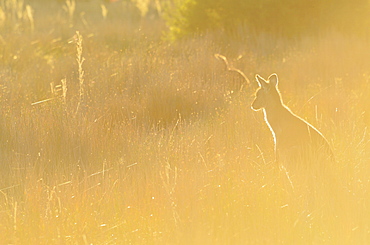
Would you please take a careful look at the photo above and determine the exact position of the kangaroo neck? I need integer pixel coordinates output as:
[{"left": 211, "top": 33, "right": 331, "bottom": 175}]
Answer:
[{"left": 263, "top": 101, "right": 288, "bottom": 130}]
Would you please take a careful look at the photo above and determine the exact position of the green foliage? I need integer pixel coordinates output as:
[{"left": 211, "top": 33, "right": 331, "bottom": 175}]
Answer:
[{"left": 165, "top": 0, "right": 370, "bottom": 40}]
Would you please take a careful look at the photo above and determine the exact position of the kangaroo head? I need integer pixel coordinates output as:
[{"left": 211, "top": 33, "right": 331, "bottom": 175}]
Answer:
[{"left": 251, "top": 73, "right": 281, "bottom": 111}]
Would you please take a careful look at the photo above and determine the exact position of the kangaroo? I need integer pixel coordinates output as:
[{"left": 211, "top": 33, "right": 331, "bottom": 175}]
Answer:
[{"left": 251, "top": 73, "right": 334, "bottom": 169}]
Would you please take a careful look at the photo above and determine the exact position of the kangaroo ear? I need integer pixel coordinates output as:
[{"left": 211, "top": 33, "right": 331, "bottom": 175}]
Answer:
[
  {"left": 268, "top": 73, "right": 278, "bottom": 87},
  {"left": 255, "top": 74, "right": 267, "bottom": 88}
]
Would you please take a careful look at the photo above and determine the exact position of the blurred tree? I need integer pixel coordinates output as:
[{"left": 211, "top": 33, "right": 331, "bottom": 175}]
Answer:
[{"left": 164, "top": 0, "right": 370, "bottom": 40}]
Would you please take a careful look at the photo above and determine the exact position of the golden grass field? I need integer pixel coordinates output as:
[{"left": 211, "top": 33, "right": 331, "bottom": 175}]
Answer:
[{"left": 0, "top": 0, "right": 369, "bottom": 244}]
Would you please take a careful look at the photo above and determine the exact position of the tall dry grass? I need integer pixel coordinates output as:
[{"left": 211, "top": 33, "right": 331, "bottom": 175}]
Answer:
[{"left": 0, "top": 0, "right": 369, "bottom": 244}]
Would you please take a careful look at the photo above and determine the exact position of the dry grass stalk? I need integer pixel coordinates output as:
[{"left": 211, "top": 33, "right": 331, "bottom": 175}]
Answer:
[
  {"left": 63, "top": 0, "right": 75, "bottom": 27},
  {"left": 75, "top": 31, "right": 86, "bottom": 115},
  {"left": 61, "top": 78, "right": 67, "bottom": 106}
]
